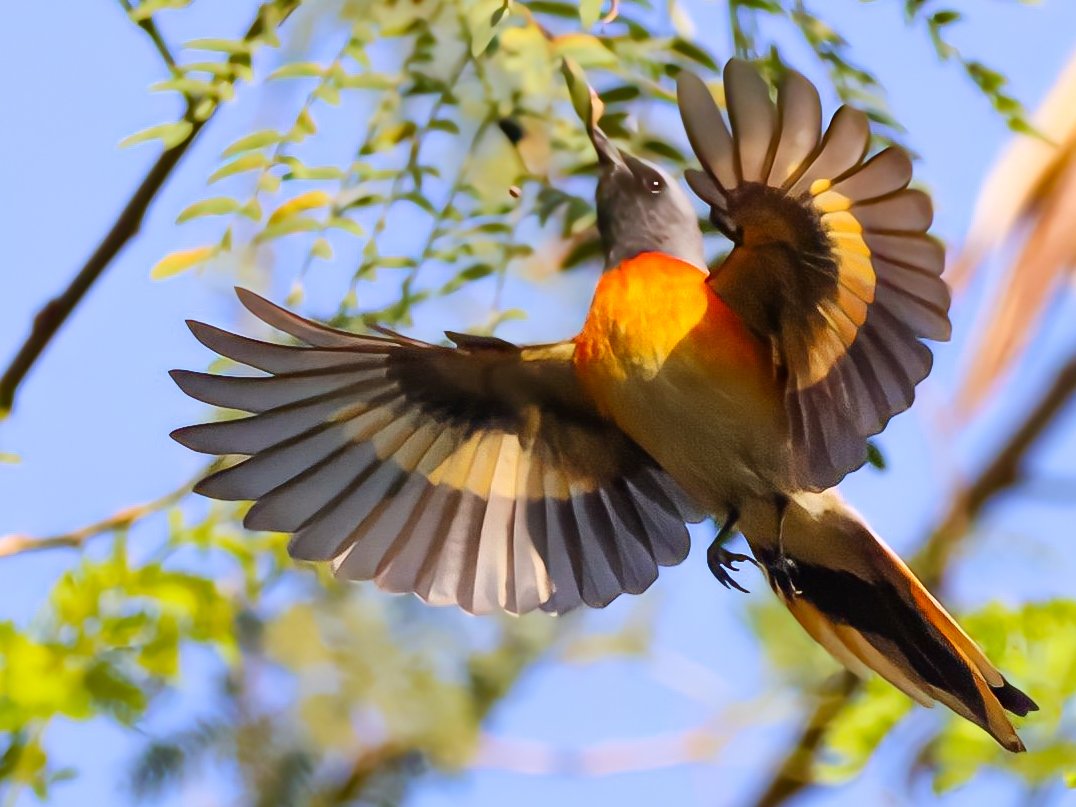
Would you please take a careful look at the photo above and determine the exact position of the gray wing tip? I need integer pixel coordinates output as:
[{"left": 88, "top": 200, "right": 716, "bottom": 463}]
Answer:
[
  {"left": 185, "top": 319, "right": 229, "bottom": 350},
  {"left": 170, "top": 368, "right": 235, "bottom": 407},
  {"left": 169, "top": 368, "right": 207, "bottom": 403},
  {"left": 169, "top": 423, "right": 212, "bottom": 453},
  {"left": 169, "top": 367, "right": 201, "bottom": 392},
  {"left": 722, "top": 57, "right": 762, "bottom": 88},
  {"left": 234, "top": 286, "right": 276, "bottom": 322},
  {"left": 675, "top": 68, "right": 708, "bottom": 99}
]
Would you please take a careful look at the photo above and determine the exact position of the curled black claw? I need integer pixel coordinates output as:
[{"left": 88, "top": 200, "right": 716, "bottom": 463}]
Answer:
[
  {"left": 770, "top": 555, "right": 802, "bottom": 599},
  {"left": 707, "top": 544, "right": 758, "bottom": 593}
]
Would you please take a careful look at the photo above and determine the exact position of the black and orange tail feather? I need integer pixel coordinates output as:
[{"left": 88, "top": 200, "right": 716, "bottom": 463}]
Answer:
[{"left": 743, "top": 493, "right": 1037, "bottom": 752}]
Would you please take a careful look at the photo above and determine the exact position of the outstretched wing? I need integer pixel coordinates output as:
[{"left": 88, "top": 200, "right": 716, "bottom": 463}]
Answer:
[
  {"left": 171, "top": 289, "right": 702, "bottom": 615},
  {"left": 677, "top": 61, "right": 951, "bottom": 490}
]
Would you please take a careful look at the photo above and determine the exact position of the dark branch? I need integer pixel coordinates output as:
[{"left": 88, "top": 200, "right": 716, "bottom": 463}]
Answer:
[
  {"left": 0, "top": 0, "right": 300, "bottom": 415},
  {"left": 118, "top": 0, "right": 180, "bottom": 72},
  {"left": 750, "top": 352, "right": 1076, "bottom": 807}
]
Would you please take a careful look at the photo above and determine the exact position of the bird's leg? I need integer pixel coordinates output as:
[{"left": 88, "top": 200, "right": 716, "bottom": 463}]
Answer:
[
  {"left": 706, "top": 508, "right": 758, "bottom": 593},
  {"left": 769, "top": 493, "right": 801, "bottom": 598}
]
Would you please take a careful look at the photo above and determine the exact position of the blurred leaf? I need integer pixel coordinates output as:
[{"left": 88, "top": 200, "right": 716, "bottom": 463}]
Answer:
[
  {"left": 267, "top": 190, "right": 334, "bottom": 225},
  {"left": 865, "top": 441, "right": 886, "bottom": 470},
  {"left": 149, "top": 246, "right": 215, "bottom": 279},
  {"left": 119, "top": 121, "right": 194, "bottom": 150},
  {"left": 579, "top": 0, "right": 603, "bottom": 28},
  {"left": 176, "top": 197, "right": 241, "bottom": 223},
  {"left": 221, "top": 129, "right": 282, "bottom": 157},
  {"left": 554, "top": 33, "right": 617, "bottom": 69},
  {"left": 254, "top": 216, "right": 323, "bottom": 242},
  {"left": 208, "top": 152, "right": 270, "bottom": 182},
  {"left": 184, "top": 37, "right": 252, "bottom": 55},
  {"left": 267, "top": 62, "right": 326, "bottom": 80}
]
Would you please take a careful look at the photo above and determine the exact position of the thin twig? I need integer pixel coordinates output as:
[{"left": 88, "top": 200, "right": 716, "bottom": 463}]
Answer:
[
  {"left": 749, "top": 352, "right": 1076, "bottom": 807},
  {"left": 118, "top": 0, "right": 180, "bottom": 73},
  {"left": 0, "top": 460, "right": 221, "bottom": 559},
  {"left": 0, "top": 0, "right": 301, "bottom": 415}
]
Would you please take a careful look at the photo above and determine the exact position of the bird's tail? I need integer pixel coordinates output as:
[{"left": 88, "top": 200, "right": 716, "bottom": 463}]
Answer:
[{"left": 740, "top": 490, "right": 1037, "bottom": 752}]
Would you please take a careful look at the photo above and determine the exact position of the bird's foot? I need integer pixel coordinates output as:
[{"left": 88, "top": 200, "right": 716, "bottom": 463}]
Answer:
[
  {"left": 707, "top": 542, "right": 758, "bottom": 593},
  {"left": 770, "top": 554, "right": 802, "bottom": 599}
]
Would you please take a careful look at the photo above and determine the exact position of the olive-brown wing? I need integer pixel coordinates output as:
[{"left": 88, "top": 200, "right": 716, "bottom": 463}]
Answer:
[{"left": 678, "top": 62, "right": 950, "bottom": 490}]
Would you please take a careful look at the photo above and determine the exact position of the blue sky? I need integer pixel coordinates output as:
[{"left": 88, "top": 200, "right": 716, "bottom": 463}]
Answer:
[{"left": 3, "top": 1, "right": 1076, "bottom": 805}]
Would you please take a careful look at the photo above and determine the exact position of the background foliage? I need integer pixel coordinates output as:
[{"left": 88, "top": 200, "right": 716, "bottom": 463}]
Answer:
[{"left": 2, "top": 1, "right": 1074, "bottom": 805}]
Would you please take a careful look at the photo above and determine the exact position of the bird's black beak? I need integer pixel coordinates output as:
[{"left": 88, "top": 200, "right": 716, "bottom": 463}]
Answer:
[{"left": 589, "top": 123, "right": 626, "bottom": 170}]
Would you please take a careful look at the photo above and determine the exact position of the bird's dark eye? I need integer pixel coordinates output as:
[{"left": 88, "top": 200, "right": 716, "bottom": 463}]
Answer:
[{"left": 648, "top": 176, "right": 664, "bottom": 194}]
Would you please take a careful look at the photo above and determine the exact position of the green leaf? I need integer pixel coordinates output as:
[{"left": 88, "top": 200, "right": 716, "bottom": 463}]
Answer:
[
  {"left": 364, "top": 121, "right": 417, "bottom": 153},
  {"left": 642, "top": 139, "right": 685, "bottom": 163},
  {"left": 554, "top": 33, "right": 617, "bottom": 69},
  {"left": 338, "top": 72, "right": 397, "bottom": 90},
  {"left": 176, "top": 197, "right": 241, "bottom": 223},
  {"left": 208, "top": 153, "right": 270, "bottom": 183},
  {"left": 866, "top": 441, "right": 887, "bottom": 470},
  {"left": 180, "top": 61, "right": 238, "bottom": 80},
  {"left": 430, "top": 119, "right": 460, "bottom": 134},
  {"left": 528, "top": 1, "right": 578, "bottom": 17},
  {"left": 467, "top": 0, "right": 509, "bottom": 57},
  {"left": 311, "top": 238, "right": 333, "bottom": 260},
  {"left": 671, "top": 38, "right": 719, "bottom": 72},
  {"left": 184, "top": 37, "right": 252, "bottom": 56},
  {"left": 239, "top": 199, "right": 261, "bottom": 221},
  {"left": 281, "top": 163, "right": 346, "bottom": 181},
  {"left": 314, "top": 82, "right": 341, "bottom": 105},
  {"left": 579, "top": 0, "right": 603, "bottom": 28},
  {"left": 254, "top": 216, "right": 322, "bottom": 243},
  {"left": 930, "top": 10, "right": 962, "bottom": 26},
  {"left": 441, "top": 263, "right": 494, "bottom": 294},
  {"left": 149, "top": 77, "right": 221, "bottom": 98},
  {"left": 401, "top": 192, "right": 436, "bottom": 213},
  {"left": 221, "top": 129, "right": 281, "bottom": 157},
  {"left": 119, "top": 121, "right": 194, "bottom": 150},
  {"left": 290, "top": 108, "right": 318, "bottom": 141},
  {"left": 267, "top": 62, "right": 326, "bottom": 80},
  {"left": 267, "top": 190, "right": 334, "bottom": 225},
  {"left": 376, "top": 256, "right": 419, "bottom": 269},
  {"left": 325, "top": 216, "right": 365, "bottom": 238},
  {"left": 150, "top": 246, "right": 216, "bottom": 279},
  {"left": 600, "top": 85, "right": 641, "bottom": 104}
]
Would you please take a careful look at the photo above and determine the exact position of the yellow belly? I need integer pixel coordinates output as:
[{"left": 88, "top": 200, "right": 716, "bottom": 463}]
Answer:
[{"left": 574, "top": 253, "right": 787, "bottom": 511}]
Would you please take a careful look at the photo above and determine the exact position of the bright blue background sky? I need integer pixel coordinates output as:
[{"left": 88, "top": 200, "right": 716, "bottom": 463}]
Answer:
[{"left": 3, "top": 1, "right": 1076, "bottom": 805}]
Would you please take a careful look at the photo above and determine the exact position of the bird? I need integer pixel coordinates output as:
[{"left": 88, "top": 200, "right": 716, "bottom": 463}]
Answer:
[{"left": 170, "top": 59, "right": 1037, "bottom": 751}]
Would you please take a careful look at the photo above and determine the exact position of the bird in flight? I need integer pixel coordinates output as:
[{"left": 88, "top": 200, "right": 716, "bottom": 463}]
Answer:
[{"left": 171, "top": 60, "right": 1037, "bottom": 751}]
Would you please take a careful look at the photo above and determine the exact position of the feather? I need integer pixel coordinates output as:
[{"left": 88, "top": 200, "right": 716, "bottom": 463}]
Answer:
[{"left": 679, "top": 60, "right": 949, "bottom": 490}]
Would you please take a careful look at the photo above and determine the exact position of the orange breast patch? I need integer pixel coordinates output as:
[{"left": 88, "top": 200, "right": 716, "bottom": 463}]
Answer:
[{"left": 574, "top": 252, "right": 770, "bottom": 384}]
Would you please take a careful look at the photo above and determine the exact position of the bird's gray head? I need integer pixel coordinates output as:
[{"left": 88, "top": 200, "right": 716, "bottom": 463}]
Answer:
[{"left": 590, "top": 126, "right": 705, "bottom": 271}]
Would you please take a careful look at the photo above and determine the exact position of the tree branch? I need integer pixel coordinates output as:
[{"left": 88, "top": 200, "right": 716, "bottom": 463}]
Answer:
[
  {"left": 0, "top": 460, "right": 221, "bottom": 558},
  {"left": 0, "top": 0, "right": 300, "bottom": 415},
  {"left": 118, "top": 0, "right": 180, "bottom": 72},
  {"left": 749, "top": 352, "right": 1076, "bottom": 807}
]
